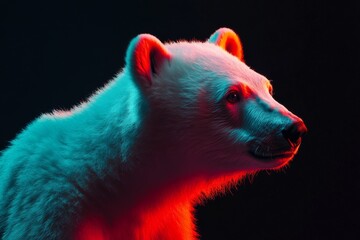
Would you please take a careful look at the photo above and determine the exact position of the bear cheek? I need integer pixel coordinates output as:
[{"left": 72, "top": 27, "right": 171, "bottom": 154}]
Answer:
[{"left": 225, "top": 101, "right": 245, "bottom": 128}]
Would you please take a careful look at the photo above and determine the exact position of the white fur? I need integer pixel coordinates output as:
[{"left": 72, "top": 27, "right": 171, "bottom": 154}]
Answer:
[{"left": 0, "top": 29, "right": 305, "bottom": 240}]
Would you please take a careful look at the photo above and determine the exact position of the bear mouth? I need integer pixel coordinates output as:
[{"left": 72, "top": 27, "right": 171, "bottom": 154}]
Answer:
[
  {"left": 248, "top": 141, "right": 298, "bottom": 162},
  {"left": 249, "top": 149, "right": 295, "bottom": 161}
]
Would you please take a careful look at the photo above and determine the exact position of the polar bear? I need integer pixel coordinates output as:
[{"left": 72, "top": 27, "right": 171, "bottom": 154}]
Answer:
[{"left": 0, "top": 28, "right": 307, "bottom": 240}]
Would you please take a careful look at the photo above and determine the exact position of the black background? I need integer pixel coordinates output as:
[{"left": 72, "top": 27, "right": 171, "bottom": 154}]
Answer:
[{"left": 1, "top": 1, "right": 359, "bottom": 239}]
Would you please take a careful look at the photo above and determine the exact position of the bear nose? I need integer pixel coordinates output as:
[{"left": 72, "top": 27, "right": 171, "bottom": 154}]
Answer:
[{"left": 281, "top": 120, "right": 308, "bottom": 146}]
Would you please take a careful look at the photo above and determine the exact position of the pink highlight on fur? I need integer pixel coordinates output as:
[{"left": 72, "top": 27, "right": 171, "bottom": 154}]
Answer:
[
  {"left": 129, "top": 34, "right": 171, "bottom": 87},
  {"left": 208, "top": 27, "right": 244, "bottom": 62}
]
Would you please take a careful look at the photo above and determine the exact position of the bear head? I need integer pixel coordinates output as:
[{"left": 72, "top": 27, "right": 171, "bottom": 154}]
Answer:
[{"left": 124, "top": 27, "right": 307, "bottom": 181}]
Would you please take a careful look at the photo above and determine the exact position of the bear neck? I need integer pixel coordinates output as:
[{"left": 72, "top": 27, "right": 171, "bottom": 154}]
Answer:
[{"left": 68, "top": 72, "right": 144, "bottom": 162}]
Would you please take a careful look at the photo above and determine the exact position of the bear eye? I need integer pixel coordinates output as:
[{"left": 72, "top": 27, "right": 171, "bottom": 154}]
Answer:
[{"left": 226, "top": 90, "right": 241, "bottom": 103}]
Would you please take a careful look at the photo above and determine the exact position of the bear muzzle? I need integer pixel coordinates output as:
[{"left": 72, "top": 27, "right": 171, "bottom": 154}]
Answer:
[{"left": 248, "top": 120, "right": 307, "bottom": 162}]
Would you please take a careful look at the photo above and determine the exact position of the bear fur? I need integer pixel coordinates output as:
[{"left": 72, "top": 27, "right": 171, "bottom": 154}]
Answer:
[{"left": 0, "top": 28, "right": 307, "bottom": 240}]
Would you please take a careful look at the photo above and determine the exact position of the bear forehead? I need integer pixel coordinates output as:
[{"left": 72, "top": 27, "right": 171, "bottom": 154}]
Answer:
[{"left": 165, "top": 41, "right": 268, "bottom": 90}]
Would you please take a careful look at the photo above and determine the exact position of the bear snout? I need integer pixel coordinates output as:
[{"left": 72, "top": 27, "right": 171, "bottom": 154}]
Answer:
[
  {"left": 281, "top": 120, "right": 307, "bottom": 147},
  {"left": 247, "top": 120, "right": 307, "bottom": 162}
]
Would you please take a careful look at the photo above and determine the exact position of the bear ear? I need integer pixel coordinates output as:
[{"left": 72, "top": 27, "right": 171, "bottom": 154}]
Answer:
[
  {"left": 126, "top": 34, "right": 171, "bottom": 88},
  {"left": 208, "top": 27, "right": 244, "bottom": 62}
]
